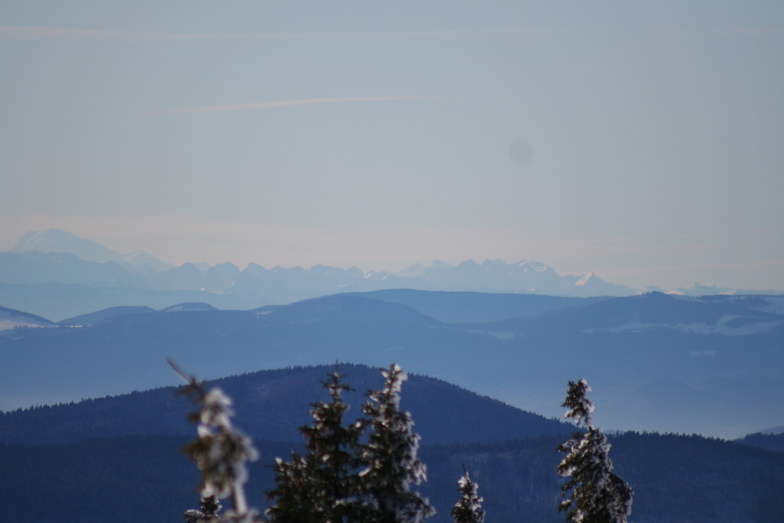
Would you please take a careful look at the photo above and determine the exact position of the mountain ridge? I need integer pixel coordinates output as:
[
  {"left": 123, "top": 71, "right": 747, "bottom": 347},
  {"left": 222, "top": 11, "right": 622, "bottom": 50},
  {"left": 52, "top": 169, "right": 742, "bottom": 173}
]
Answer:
[
  {"left": 5, "top": 228, "right": 781, "bottom": 322},
  {"left": 0, "top": 362, "right": 571, "bottom": 446},
  {"left": 1, "top": 291, "right": 782, "bottom": 438}
]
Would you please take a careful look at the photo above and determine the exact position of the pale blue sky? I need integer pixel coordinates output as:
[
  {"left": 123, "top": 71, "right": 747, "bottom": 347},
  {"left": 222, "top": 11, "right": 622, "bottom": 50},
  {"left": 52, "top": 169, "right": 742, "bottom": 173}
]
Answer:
[{"left": 1, "top": 1, "right": 783, "bottom": 290}]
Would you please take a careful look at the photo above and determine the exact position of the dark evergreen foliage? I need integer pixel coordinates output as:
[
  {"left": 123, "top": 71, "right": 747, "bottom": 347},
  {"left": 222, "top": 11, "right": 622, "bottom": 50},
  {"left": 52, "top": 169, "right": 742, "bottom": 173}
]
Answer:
[
  {"left": 557, "top": 380, "right": 632, "bottom": 523},
  {"left": 735, "top": 431, "right": 784, "bottom": 453},
  {"left": 360, "top": 364, "right": 435, "bottom": 522},
  {"left": 266, "top": 365, "right": 433, "bottom": 522},
  {"left": 3, "top": 431, "right": 784, "bottom": 521},
  {"left": 266, "top": 367, "right": 367, "bottom": 522},
  {"left": 266, "top": 453, "right": 324, "bottom": 522},
  {"left": 4, "top": 365, "right": 784, "bottom": 522},
  {"left": 450, "top": 470, "right": 485, "bottom": 523},
  {"left": 185, "top": 495, "right": 222, "bottom": 522}
]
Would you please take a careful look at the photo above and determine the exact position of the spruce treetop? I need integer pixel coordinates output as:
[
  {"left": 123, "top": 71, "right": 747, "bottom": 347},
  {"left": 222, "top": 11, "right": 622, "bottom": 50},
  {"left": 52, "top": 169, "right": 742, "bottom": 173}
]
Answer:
[
  {"left": 557, "top": 379, "right": 632, "bottom": 523},
  {"left": 562, "top": 379, "right": 594, "bottom": 429},
  {"left": 451, "top": 470, "right": 485, "bottom": 523}
]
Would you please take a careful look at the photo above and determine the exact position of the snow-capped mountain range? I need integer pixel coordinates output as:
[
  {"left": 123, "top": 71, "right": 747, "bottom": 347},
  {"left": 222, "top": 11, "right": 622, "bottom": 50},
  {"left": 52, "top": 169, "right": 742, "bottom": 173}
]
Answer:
[{"left": 0, "top": 229, "right": 780, "bottom": 321}]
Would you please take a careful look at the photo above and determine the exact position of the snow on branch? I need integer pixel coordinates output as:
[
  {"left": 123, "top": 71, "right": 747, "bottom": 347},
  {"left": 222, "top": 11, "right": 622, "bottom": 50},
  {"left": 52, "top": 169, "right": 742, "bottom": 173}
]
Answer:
[
  {"left": 557, "top": 378, "right": 632, "bottom": 523},
  {"left": 169, "top": 358, "right": 260, "bottom": 522}
]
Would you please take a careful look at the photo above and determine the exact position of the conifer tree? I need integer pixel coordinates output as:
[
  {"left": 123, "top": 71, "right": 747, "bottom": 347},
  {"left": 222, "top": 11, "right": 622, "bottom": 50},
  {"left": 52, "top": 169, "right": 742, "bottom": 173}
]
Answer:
[
  {"left": 557, "top": 379, "right": 632, "bottom": 523},
  {"left": 266, "top": 452, "right": 323, "bottom": 522},
  {"left": 451, "top": 469, "right": 485, "bottom": 523},
  {"left": 171, "top": 359, "right": 260, "bottom": 522},
  {"left": 266, "top": 367, "right": 366, "bottom": 522},
  {"left": 360, "top": 364, "right": 435, "bottom": 522},
  {"left": 185, "top": 495, "right": 222, "bottom": 522}
]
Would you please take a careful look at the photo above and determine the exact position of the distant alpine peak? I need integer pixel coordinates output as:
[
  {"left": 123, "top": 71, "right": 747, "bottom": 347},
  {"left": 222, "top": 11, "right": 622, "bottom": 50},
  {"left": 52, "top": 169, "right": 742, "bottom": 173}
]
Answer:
[
  {"left": 121, "top": 251, "right": 175, "bottom": 272},
  {"left": 683, "top": 282, "right": 736, "bottom": 295},
  {"left": 429, "top": 260, "right": 453, "bottom": 270},
  {"left": 8, "top": 229, "right": 119, "bottom": 263},
  {"left": 5, "top": 229, "right": 173, "bottom": 270},
  {"left": 413, "top": 258, "right": 553, "bottom": 272},
  {"left": 575, "top": 272, "right": 595, "bottom": 286},
  {"left": 514, "top": 260, "right": 551, "bottom": 272}
]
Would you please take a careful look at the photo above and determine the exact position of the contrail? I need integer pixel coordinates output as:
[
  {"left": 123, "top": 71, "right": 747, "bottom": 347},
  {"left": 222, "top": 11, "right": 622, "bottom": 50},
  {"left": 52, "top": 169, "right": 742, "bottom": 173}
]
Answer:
[
  {"left": 152, "top": 96, "right": 431, "bottom": 115},
  {"left": 1, "top": 26, "right": 516, "bottom": 42}
]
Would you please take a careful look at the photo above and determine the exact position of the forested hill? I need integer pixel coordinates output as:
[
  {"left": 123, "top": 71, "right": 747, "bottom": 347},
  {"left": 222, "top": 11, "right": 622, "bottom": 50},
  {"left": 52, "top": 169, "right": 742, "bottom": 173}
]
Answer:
[
  {"left": 1, "top": 377, "right": 783, "bottom": 522},
  {"left": 0, "top": 363, "right": 571, "bottom": 446},
  {"left": 3, "top": 433, "right": 783, "bottom": 522},
  {"left": 735, "top": 431, "right": 784, "bottom": 453}
]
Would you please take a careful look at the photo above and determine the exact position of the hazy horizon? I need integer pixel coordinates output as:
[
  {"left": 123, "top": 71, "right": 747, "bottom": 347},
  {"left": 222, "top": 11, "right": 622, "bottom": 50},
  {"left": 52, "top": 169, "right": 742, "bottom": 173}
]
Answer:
[
  {"left": 4, "top": 226, "right": 783, "bottom": 293},
  {"left": 2, "top": 2, "right": 783, "bottom": 291}
]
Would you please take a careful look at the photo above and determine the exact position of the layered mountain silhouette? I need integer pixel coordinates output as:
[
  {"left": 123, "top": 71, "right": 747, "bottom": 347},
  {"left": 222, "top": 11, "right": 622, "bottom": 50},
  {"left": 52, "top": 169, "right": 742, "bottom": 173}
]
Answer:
[
  {"left": 0, "top": 305, "right": 54, "bottom": 331},
  {"left": 2, "top": 229, "right": 783, "bottom": 436},
  {"left": 1, "top": 291, "right": 782, "bottom": 438},
  {"left": 0, "top": 228, "right": 705, "bottom": 321},
  {"left": 7, "top": 229, "right": 174, "bottom": 270}
]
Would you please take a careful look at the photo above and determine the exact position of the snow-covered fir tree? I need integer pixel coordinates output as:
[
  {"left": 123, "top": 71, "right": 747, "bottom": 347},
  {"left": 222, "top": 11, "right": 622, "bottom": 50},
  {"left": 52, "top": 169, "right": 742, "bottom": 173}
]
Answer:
[
  {"left": 360, "top": 364, "right": 435, "bottom": 522},
  {"left": 171, "top": 359, "right": 260, "bottom": 522},
  {"left": 450, "top": 470, "right": 485, "bottom": 523},
  {"left": 176, "top": 363, "right": 436, "bottom": 522},
  {"left": 557, "top": 379, "right": 633, "bottom": 523},
  {"left": 266, "top": 367, "right": 366, "bottom": 522}
]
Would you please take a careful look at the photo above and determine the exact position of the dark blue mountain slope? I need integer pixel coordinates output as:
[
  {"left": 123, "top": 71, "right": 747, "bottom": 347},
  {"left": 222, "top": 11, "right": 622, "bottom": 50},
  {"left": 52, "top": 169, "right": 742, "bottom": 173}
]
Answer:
[
  {"left": 0, "top": 281, "right": 256, "bottom": 322},
  {"left": 736, "top": 431, "right": 784, "bottom": 453},
  {"left": 0, "top": 363, "right": 570, "bottom": 446},
  {"left": 347, "top": 288, "right": 610, "bottom": 324},
  {"left": 471, "top": 292, "right": 784, "bottom": 334},
  {"left": 0, "top": 305, "right": 55, "bottom": 328},
  {"left": 2, "top": 292, "right": 782, "bottom": 438},
  {"left": 58, "top": 305, "right": 156, "bottom": 326},
  {"left": 462, "top": 295, "right": 784, "bottom": 437},
  {"left": 0, "top": 294, "right": 504, "bottom": 411}
]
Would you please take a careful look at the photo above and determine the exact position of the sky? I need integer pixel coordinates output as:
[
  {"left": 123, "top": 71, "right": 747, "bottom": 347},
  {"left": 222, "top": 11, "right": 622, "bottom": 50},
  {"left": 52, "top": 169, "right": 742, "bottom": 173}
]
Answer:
[{"left": 1, "top": 1, "right": 783, "bottom": 291}]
